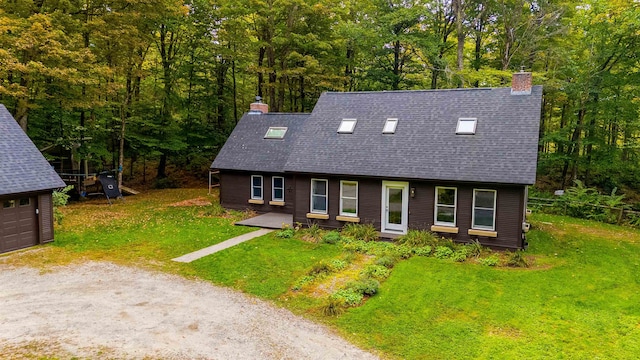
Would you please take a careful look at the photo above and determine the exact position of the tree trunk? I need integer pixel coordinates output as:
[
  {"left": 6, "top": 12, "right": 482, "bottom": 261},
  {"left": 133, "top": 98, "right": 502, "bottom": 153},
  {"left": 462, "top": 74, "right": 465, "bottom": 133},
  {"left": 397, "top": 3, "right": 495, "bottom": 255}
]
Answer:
[{"left": 455, "top": 0, "right": 464, "bottom": 72}]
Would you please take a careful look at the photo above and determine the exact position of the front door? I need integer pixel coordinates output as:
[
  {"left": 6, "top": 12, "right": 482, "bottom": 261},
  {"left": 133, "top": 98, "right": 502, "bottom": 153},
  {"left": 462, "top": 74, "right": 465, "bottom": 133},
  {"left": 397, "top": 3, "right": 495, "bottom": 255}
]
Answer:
[{"left": 381, "top": 181, "right": 409, "bottom": 234}]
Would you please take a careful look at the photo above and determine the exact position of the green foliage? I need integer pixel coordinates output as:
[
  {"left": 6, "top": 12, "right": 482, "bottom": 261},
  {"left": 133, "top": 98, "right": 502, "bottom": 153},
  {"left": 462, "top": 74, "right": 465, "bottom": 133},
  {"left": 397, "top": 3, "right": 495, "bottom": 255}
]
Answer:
[
  {"left": 465, "top": 240, "right": 484, "bottom": 258},
  {"left": 341, "top": 223, "right": 378, "bottom": 242},
  {"left": 413, "top": 246, "right": 432, "bottom": 257},
  {"left": 479, "top": 255, "right": 500, "bottom": 267},
  {"left": 308, "top": 261, "right": 332, "bottom": 276},
  {"left": 346, "top": 278, "right": 380, "bottom": 297},
  {"left": 434, "top": 246, "right": 454, "bottom": 259},
  {"left": 329, "top": 259, "right": 348, "bottom": 272},
  {"left": 396, "top": 230, "right": 438, "bottom": 247},
  {"left": 451, "top": 249, "right": 468, "bottom": 262},
  {"left": 275, "top": 228, "right": 295, "bottom": 239},
  {"left": 321, "top": 231, "right": 342, "bottom": 244},
  {"left": 506, "top": 250, "right": 529, "bottom": 268},
  {"left": 374, "top": 255, "right": 398, "bottom": 269},
  {"left": 52, "top": 185, "right": 73, "bottom": 225},
  {"left": 361, "top": 265, "right": 391, "bottom": 281},
  {"left": 302, "top": 223, "right": 324, "bottom": 243},
  {"left": 551, "top": 180, "right": 629, "bottom": 224},
  {"left": 331, "top": 289, "right": 364, "bottom": 307},
  {"left": 321, "top": 297, "right": 345, "bottom": 317}
]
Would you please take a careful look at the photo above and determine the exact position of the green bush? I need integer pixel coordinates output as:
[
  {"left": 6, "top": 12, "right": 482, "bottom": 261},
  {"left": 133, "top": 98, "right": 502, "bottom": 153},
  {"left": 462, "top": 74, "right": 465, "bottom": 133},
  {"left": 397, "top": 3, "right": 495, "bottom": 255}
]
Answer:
[
  {"left": 322, "top": 231, "right": 342, "bottom": 244},
  {"left": 451, "top": 249, "right": 468, "bottom": 262},
  {"left": 52, "top": 185, "right": 73, "bottom": 225},
  {"left": 331, "top": 289, "right": 364, "bottom": 306},
  {"left": 394, "top": 244, "right": 414, "bottom": 259},
  {"left": 329, "top": 258, "right": 348, "bottom": 271},
  {"left": 303, "top": 223, "right": 324, "bottom": 243},
  {"left": 321, "top": 297, "right": 345, "bottom": 316},
  {"left": 308, "top": 261, "right": 332, "bottom": 276},
  {"left": 506, "top": 250, "right": 529, "bottom": 267},
  {"left": 276, "top": 228, "right": 295, "bottom": 239},
  {"left": 434, "top": 246, "right": 454, "bottom": 259},
  {"left": 413, "top": 246, "right": 432, "bottom": 257},
  {"left": 292, "top": 275, "right": 316, "bottom": 290},
  {"left": 396, "top": 229, "right": 438, "bottom": 247},
  {"left": 479, "top": 256, "right": 500, "bottom": 266},
  {"left": 347, "top": 278, "right": 380, "bottom": 296},
  {"left": 465, "top": 240, "right": 484, "bottom": 258},
  {"left": 375, "top": 255, "right": 398, "bottom": 268},
  {"left": 361, "top": 264, "right": 391, "bottom": 280},
  {"left": 341, "top": 223, "right": 378, "bottom": 242}
]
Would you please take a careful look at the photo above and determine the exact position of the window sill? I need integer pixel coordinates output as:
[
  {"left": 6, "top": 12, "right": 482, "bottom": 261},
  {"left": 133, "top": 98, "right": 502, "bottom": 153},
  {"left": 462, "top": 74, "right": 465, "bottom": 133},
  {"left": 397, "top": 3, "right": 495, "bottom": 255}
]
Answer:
[
  {"left": 306, "top": 213, "right": 329, "bottom": 220},
  {"left": 269, "top": 201, "right": 285, "bottom": 206},
  {"left": 430, "top": 225, "right": 459, "bottom": 234},
  {"left": 468, "top": 229, "right": 498, "bottom": 238},
  {"left": 248, "top": 199, "right": 264, "bottom": 205},
  {"left": 336, "top": 215, "right": 360, "bottom": 223}
]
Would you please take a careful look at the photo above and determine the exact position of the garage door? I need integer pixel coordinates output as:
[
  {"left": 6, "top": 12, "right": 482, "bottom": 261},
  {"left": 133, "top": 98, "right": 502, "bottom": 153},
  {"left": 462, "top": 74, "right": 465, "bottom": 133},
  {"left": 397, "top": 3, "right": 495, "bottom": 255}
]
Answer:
[{"left": 1, "top": 197, "right": 38, "bottom": 253}]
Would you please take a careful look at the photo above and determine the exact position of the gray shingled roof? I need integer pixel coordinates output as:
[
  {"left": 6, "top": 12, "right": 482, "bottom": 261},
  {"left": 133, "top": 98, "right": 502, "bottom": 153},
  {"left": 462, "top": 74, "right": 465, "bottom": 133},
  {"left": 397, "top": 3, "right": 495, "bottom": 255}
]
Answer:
[
  {"left": 284, "top": 86, "right": 543, "bottom": 185},
  {"left": 211, "top": 113, "right": 310, "bottom": 172},
  {"left": 0, "top": 104, "right": 66, "bottom": 196}
]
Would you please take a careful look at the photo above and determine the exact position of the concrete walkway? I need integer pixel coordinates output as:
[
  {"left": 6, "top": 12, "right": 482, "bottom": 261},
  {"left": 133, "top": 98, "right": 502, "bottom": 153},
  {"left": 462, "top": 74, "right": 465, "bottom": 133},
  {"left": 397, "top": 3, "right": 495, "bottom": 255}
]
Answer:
[{"left": 172, "top": 228, "right": 273, "bottom": 263}]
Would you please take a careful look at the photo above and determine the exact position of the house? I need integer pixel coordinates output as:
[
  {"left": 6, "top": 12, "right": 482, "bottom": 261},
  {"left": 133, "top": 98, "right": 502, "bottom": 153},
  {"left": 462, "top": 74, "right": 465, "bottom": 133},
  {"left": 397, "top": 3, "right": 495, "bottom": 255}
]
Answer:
[
  {"left": 211, "top": 72, "right": 542, "bottom": 249},
  {"left": 0, "top": 104, "right": 66, "bottom": 253}
]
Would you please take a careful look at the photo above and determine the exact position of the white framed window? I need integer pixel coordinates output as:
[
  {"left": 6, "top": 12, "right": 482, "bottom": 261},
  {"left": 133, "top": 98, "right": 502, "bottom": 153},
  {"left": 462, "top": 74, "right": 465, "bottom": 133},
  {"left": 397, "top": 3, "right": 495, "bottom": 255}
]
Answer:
[
  {"left": 272, "top": 176, "right": 285, "bottom": 202},
  {"left": 310, "top": 179, "right": 328, "bottom": 214},
  {"left": 340, "top": 181, "right": 358, "bottom": 216},
  {"left": 251, "top": 175, "right": 263, "bottom": 200},
  {"left": 383, "top": 118, "right": 398, "bottom": 134},
  {"left": 434, "top": 187, "right": 456, "bottom": 226},
  {"left": 264, "top": 127, "right": 288, "bottom": 139},
  {"left": 456, "top": 118, "right": 477, "bottom": 135},
  {"left": 472, "top": 189, "right": 497, "bottom": 230},
  {"left": 338, "top": 118, "right": 357, "bottom": 133}
]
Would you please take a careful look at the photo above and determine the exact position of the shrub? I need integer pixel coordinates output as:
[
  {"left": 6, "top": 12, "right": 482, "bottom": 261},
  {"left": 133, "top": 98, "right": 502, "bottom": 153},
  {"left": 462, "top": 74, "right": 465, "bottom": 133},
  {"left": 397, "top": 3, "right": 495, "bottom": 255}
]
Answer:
[
  {"left": 506, "top": 250, "right": 529, "bottom": 267},
  {"left": 341, "top": 223, "right": 378, "bottom": 242},
  {"left": 413, "top": 246, "right": 432, "bottom": 257},
  {"left": 396, "top": 229, "right": 438, "bottom": 247},
  {"left": 308, "top": 261, "right": 332, "bottom": 276},
  {"left": 275, "top": 228, "right": 295, "bottom": 239},
  {"left": 361, "top": 264, "right": 391, "bottom": 280},
  {"left": 331, "top": 289, "right": 364, "bottom": 306},
  {"left": 434, "top": 246, "right": 454, "bottom": 259},
  {"left": 321, "top": 231, "right": 342, "bottom": 244},
  {"left": 347, "top": 278, "right": 380, "bottom": 296},
  {"left": 465, "top": 240, "right": 484, "bottom": 258},
  {"left": 393, "top": 244, "right": 414, "bottom": 259},
  {"left": 479, "top": 256, "right": 500, "bottom": 267},
  {"left": 302, "top": 223, "right": 324, "bottom": 243},
  {"left": 451, "top": 249, "right": 468, "bottom": 262},
  {"left": 375, "top": 255, "right": 398, "bottom": 268},
  {"left": 52, "top": 185, "right": 73, "bottom": 225},
  {"left": 321, "top": 298, "right": 345, "bottom": 316},
  {"left": 329, "top": 259, "right": 348, "bottom": 271},
  {"left": 153, "top": 177, "right": 179, "bottom": 189}
]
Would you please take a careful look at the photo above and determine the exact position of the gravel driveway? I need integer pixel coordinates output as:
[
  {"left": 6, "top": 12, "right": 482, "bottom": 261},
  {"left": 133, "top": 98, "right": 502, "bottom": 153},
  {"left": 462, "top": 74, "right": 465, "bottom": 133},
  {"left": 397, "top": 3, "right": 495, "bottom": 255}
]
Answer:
[{"left": 0, "top": 262, "right": 378, "bottom": 359}]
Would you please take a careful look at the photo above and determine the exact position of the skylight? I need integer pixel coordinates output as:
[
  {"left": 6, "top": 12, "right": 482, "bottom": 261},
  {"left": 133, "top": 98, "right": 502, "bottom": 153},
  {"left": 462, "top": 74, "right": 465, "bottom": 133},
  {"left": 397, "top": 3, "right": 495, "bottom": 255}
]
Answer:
[
  {"left": 456, "top": 118, "right": 477, "bottom": 135},
  {"left": 383, "top": 118, "right": 398, "bottom": 134},
  {"left": 338, "top": 119, "right": 357, "bottom": 133},
  {"left": 264, "top": 127, "right": 287, "bottom": 139}
]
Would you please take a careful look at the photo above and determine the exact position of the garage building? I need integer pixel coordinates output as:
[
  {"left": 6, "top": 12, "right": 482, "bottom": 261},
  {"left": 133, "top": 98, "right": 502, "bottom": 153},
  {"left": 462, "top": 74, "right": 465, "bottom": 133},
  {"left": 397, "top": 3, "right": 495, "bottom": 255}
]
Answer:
[{"left": 0, "top": 104, "right": 66, "bottom": 253}]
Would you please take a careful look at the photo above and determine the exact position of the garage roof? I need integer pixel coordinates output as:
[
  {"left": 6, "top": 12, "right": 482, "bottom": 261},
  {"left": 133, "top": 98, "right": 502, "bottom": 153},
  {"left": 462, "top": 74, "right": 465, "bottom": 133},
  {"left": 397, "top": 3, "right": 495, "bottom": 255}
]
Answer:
[{"left": 0, "top": 104, "right": 66, "bottom": 196}]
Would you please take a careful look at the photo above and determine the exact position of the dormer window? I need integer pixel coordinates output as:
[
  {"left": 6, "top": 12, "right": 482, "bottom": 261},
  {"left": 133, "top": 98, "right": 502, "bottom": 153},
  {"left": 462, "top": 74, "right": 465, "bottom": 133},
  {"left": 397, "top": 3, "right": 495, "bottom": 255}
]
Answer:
[
  {"left": 456, "top": 118, "right": 477, "bottom": 135},
  {"left": 265, "top": 127, "right": 287, "bottom": 139},
  {"left": 383, "top": 118, "right": 398, "bottom": 134},
  {"left": 338, "top": 118, "right": 357, "bottom": 133}
]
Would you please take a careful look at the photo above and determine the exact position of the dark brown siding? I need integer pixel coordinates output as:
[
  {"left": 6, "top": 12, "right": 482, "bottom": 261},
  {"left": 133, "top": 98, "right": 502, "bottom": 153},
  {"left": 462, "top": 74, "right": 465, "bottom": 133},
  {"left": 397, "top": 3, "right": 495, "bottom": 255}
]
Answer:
[
  {"left": 292, "top": 175, "right": 526, "bottom": 249},
  {"left": 38, "top": 193, "right": 54, "bottom": 243},
  {"left": 219, "top": 171, "right": 294, "bottom": 214}
]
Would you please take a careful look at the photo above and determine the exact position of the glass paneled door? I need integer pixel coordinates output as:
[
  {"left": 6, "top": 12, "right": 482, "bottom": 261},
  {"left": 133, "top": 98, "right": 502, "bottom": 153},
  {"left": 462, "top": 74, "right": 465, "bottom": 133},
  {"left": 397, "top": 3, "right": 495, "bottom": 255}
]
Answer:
[{"left": 381, "top": 181, "right": 409, "bottom": 233}]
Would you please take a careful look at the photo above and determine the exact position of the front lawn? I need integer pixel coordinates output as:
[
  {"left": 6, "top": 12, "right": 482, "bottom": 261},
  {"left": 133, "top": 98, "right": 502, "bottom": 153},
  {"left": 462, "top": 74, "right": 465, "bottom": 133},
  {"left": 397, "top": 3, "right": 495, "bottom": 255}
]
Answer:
[{"left": 5, "top": 189, "right": 639, "bottom": 359}]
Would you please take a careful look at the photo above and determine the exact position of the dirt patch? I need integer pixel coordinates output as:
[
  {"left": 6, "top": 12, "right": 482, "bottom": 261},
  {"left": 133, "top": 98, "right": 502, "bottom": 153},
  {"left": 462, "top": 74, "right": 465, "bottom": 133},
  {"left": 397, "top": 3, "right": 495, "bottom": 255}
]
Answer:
[
  {"left": 168, "top": 197, "right": 212, "bottom": 207},
  {"left": 0, "top": 262, "right": 378, "bottom": 360}
]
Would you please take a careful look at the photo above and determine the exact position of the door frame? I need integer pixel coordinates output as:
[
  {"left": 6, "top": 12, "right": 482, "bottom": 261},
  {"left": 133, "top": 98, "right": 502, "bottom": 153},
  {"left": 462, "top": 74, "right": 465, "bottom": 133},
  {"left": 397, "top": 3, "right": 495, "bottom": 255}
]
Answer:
[{"left": 381, "top": 181, "right": 409, "bottom": 234}]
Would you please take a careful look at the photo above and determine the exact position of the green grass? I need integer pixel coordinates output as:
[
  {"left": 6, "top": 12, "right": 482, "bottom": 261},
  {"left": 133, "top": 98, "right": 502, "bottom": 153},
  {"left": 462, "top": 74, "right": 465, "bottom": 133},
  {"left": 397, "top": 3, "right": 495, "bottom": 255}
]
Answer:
[{"left": 7, "top": 190, "right": 640, "bottom": 359}]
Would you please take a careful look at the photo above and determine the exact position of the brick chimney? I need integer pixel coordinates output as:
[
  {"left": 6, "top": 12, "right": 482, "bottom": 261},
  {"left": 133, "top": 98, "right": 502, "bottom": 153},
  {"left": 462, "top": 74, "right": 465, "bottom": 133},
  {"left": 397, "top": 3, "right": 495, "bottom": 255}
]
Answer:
[
  {"left": 511, "top": 71, "right": 532, "bottom": 95},
  {"left": 249, "top": 96, "right": 268, "bottom": 114}
]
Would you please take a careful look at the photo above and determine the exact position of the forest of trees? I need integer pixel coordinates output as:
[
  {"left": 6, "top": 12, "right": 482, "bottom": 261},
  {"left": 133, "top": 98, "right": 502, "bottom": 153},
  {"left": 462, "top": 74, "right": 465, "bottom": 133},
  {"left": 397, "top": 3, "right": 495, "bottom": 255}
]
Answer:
[{"left": 0, "top": 0, "right": 638, "bottom": 194}]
